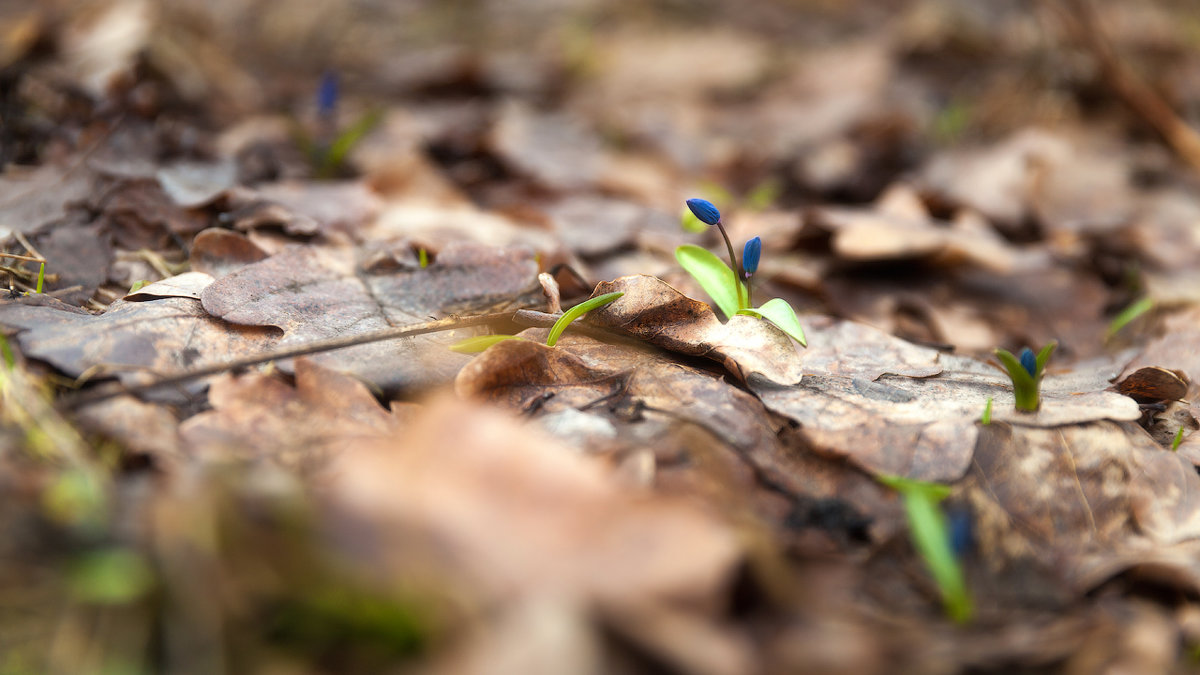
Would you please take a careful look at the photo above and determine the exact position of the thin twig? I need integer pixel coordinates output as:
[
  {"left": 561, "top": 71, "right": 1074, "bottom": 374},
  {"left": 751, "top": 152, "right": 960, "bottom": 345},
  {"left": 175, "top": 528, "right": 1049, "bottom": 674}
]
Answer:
[
  {"left": 58, "top": 311, "right": 517, "bottom": 409},
  {"left": 0, "top": 252, "right": 45, "bottom": 263},
  {"left": 1053, "top": 0, "right": 1200, "bottom": 173}
]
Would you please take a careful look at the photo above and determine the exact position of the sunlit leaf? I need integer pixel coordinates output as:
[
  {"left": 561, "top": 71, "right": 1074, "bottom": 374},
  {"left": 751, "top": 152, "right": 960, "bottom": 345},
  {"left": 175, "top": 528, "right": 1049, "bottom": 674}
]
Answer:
[
  {"left": 756, "top": 298, "right": 807, "bottom": 347},
  {"left": 675, "top": 245, "right": 739, "bottom": 320}
]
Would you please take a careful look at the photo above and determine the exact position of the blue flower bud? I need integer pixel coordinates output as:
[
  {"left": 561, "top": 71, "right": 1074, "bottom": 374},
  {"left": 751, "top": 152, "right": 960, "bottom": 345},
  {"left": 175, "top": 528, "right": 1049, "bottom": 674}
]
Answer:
[
  {"left": 685, "top": 198, "right": 722, "bottom": 226},
  {"left": 742, "top": 236, "right": 762, "bottom": 278},
  {"left": 1019, "top": 347, "right": 1037, "bottom": 377},
  {"left": 317, "top": 71, "right": 339, "bottom": 118}
]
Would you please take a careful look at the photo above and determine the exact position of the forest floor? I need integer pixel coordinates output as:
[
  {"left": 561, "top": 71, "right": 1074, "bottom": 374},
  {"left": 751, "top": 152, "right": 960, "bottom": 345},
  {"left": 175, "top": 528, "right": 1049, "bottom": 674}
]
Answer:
[{"left": 4, "top": 1, "right": 1200, "bottom": 673}]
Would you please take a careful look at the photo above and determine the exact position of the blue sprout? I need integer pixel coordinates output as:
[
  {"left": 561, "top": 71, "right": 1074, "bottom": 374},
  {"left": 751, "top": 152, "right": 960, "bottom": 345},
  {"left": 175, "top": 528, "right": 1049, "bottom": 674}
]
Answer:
[
  {"left": 317, "top": 71, "right": 340, "bottom": 118},
  {"left": 742, "top": 236, "right": 762, "bottom": 279},
  {"left": 685, "top": 198, "right": 722, "bottom": 226},
  {"left": 1018, "top": 347, "right": 1037, "bottom": 377}
]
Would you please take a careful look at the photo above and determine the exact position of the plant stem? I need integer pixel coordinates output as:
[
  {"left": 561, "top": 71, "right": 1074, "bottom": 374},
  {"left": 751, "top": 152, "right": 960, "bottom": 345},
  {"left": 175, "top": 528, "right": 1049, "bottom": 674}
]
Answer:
[{"left": 715, "top": 222, "right": 747, "bottom": 310}]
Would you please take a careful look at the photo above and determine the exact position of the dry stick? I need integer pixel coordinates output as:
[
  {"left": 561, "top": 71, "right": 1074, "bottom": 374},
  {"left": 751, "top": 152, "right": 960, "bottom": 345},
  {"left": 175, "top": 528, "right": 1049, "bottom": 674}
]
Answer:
[
  {"left": 59, "top": 311, "right": 519, "bottom": 409},
  {"left": 1055, "top": 0, "right": 1200, "bottom": 173}
]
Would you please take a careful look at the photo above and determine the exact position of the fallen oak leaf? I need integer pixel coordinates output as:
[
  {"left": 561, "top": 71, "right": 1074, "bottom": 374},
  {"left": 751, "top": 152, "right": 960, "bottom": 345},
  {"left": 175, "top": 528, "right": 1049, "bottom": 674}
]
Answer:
[{"left": 582, "top": 275, "right": 803, "bottom": 386}]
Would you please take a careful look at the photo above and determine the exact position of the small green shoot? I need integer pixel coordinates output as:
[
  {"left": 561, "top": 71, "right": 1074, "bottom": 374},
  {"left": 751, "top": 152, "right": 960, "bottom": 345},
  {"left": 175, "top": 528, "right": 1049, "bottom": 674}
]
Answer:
[
  {"left": 546, "top": 292, "right": 623, "bottom": 347},
  {"left": 449, "top": 334, "right": 524, "bottom": 354},
  {"left": 35, "top": 262, "right": 45, "bottom": 293},
  {"left": 418, "top": 248, "right": 429, "bottom": 269},
  {"left": 1173, "top": 427, "right": 1186, "bottom": 452},
  {"left": 994, "top": 341, "right": 1057, "bottom": 412},
  {"left": 980, "top": 397, "right": 993, "bottom": 425},
  {"left": 0, "top": 333, "right": 13, "bottom": 370},
  {"left": 1106, "top": 297, "right": 1155, "bottom": 339},
  {"left": 128, "top": 279, "right": 149, "bottom": 294},
  {"left": 318, "top": 109, "right": 383, "bottom": 179},
  {"left": 877, "top": 474, "right": 973, "bottom": 623}
]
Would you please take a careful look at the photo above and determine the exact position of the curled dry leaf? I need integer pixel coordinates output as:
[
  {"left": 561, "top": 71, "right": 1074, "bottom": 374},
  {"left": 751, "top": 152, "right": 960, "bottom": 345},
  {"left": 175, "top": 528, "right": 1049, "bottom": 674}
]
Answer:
[{"left": 582, "top": 275, "right": 804, "bottom": 386}]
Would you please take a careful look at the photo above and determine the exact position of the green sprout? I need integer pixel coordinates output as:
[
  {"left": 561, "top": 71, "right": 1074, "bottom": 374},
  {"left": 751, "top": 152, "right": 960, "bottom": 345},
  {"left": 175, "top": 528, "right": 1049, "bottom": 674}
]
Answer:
[
  {"left": 448, "top": 292, "right": 624, "bottom": 354},
  {"left": 877, "top": 474, "right": 973, "bottom": 623},
  {"left": 128, "top": 279, "right": 149, "bottom": 294},
  {"left": 980, "top": 397, "right": 993, "bottom": 425},
  {"left": 676, "top": 198, "right": 806, "bottom": 346},
  {"left": 417, "top": 248, "right": 430, "bottom": 269},
  {"left": 546, "top": 292, "right": 623, "bottom": 347},
  {"left": 35, "top": 262, "right": 44, "bottom": 294},
  {"left": 993, "top": 341, "right": 1057, "bottom": 412},
  {"left": 1173, "top": 427, "right": 1186, "bottom": 452},
  {"left": 1106, "top": 297, "right": 1155, "bottom": 340}
]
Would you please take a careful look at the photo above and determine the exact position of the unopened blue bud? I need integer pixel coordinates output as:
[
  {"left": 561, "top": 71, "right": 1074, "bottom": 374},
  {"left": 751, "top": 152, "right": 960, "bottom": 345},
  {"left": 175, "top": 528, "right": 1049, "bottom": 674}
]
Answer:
[
  {"left": 742, "top": 236, "right": 762, "bottom": 278},
  {"left": 317, "top": 71, "right": 339, "bottom": 118},
  {"left": 685, "top": 198, "right": 722, "bottom": 226},
  {"left": 1019, "top": 347, "right": 1037, "bottom": 377}
]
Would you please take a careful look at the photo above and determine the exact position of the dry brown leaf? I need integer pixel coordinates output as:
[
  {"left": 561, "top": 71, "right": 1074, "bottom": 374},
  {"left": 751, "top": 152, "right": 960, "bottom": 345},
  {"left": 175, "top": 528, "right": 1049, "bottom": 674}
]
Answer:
[
  {"left": 329, "top": 394, "right": 743, "bottom": 613},
  {"left": 0, "top": 293, "right": 278, "bottom": 402},
  {"left": 180, "top": 358, "right": 406, "bottom": 465},
  {"left": 199, "top": 243, "right": 538, "bottom": 393},
  {"left": 584, "top": 275, "right": 804, "bottom": 386}
]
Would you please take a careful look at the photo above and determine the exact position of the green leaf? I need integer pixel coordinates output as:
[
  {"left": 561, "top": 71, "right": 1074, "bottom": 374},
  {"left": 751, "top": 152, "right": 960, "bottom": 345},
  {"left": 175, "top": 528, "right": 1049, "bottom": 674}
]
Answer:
[
  {"left": 1173, "top": 427, "right": 1186, "bottom": 452},
  {"left": 735, "top": 308, "right": 762, "bottom": 318},
  {"left": 1106, "top": 297, "right": 1154, "bottom": 339},
  {"left": 980, "top": 397, "right": 993, "bottom": 425},
  {"left": 676, "top": 245, "right": 740, "bottom": 320},
  {"left": 877, "top": 475, "right": 972, "bottom": 623},
  {"left": 319, "top": 109, "right": 383, "bottom": 178},
  {"left": 128, "top": 279, "right": 149, "bottom": 294},
  {"left": 756, "top": 298, "right": 807, "bottom": 347},
  {"left": 449, "top": 334, "right": 522, "bottom": 354},
  {"left": 417, "top": 248, "right": 429, "bottom": 268},
  {"left": 546, "top": 292, "right": 624, "bottom": 347},
  {"left": 993, "top": 349, "right": 1035, "bottom": 389},
  {"left": 1035, "top": 340, "right": 1057, "bottom": 375},
  {"left": 744, "top": 178, "right": 781, "bottom": 211},
  {"left": 35, "top": 262, "right": 44, "bottom": 294}
]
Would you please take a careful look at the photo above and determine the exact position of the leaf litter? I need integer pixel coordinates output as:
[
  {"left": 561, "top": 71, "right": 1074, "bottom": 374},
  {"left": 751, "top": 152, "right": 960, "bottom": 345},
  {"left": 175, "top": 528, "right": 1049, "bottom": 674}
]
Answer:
[{"left": 4, "top": 1, "right": 1200, "bottom": 672}]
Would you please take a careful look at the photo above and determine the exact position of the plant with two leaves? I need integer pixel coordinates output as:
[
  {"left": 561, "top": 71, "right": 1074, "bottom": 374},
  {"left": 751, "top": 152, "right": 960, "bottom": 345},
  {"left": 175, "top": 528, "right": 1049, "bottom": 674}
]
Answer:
[
  {"left": 993, "top": 341, "right": 1057, "bottom": 412},
  {"left": 676, "top": 199, "right": 806, "bottom": 346},
  {"left": 876, "top": 474, "right": 973, "bottom": 624},
  {"left": 450, "top": 292, "right": 624, "bottom": 354},
  {"left": 294, "top": 71, "right": 383, "bottom": 179}
]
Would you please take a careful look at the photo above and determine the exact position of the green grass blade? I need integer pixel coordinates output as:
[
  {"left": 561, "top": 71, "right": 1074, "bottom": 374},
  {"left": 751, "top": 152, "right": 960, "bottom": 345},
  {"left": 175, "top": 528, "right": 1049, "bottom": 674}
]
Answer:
[
  {"left": 980, "top": 397, "right": 993, "bottom": 425},
  {"left": 1107, "top": 298, "right": 1154, "bottom": 339},
  {"left": 320, "top": 109, "right": 383, "bottom": 177},
  {"left": 877, "top": 475, "right": 971, "bottom": 623},
  {"left": 449, "top": 334, "right": 522, "bottom": 354},
  {"left": 546, "top": 292, "right": 623, "bottom": 347},
  {"left": 35, "top": 262, "right": 44, "bottom": 294},
  {"left": 1173, "top": 427, "right": 1186, "bottom": 452},
  {"left": 675, "top": 245, "right": 739, "bottom": 320},
  {"left": 756, "top": 298, "right": 807, "bottom": 347}
]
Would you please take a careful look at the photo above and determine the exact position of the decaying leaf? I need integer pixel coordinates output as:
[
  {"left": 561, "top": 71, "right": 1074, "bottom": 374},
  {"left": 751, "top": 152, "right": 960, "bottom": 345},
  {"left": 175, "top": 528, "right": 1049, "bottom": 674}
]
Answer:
[
  {"left": 180, "top": 358, "right": 408, "bottom": 466},
  {"left": 584, "top": 275, "right": 804, "bottom": 386}
]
